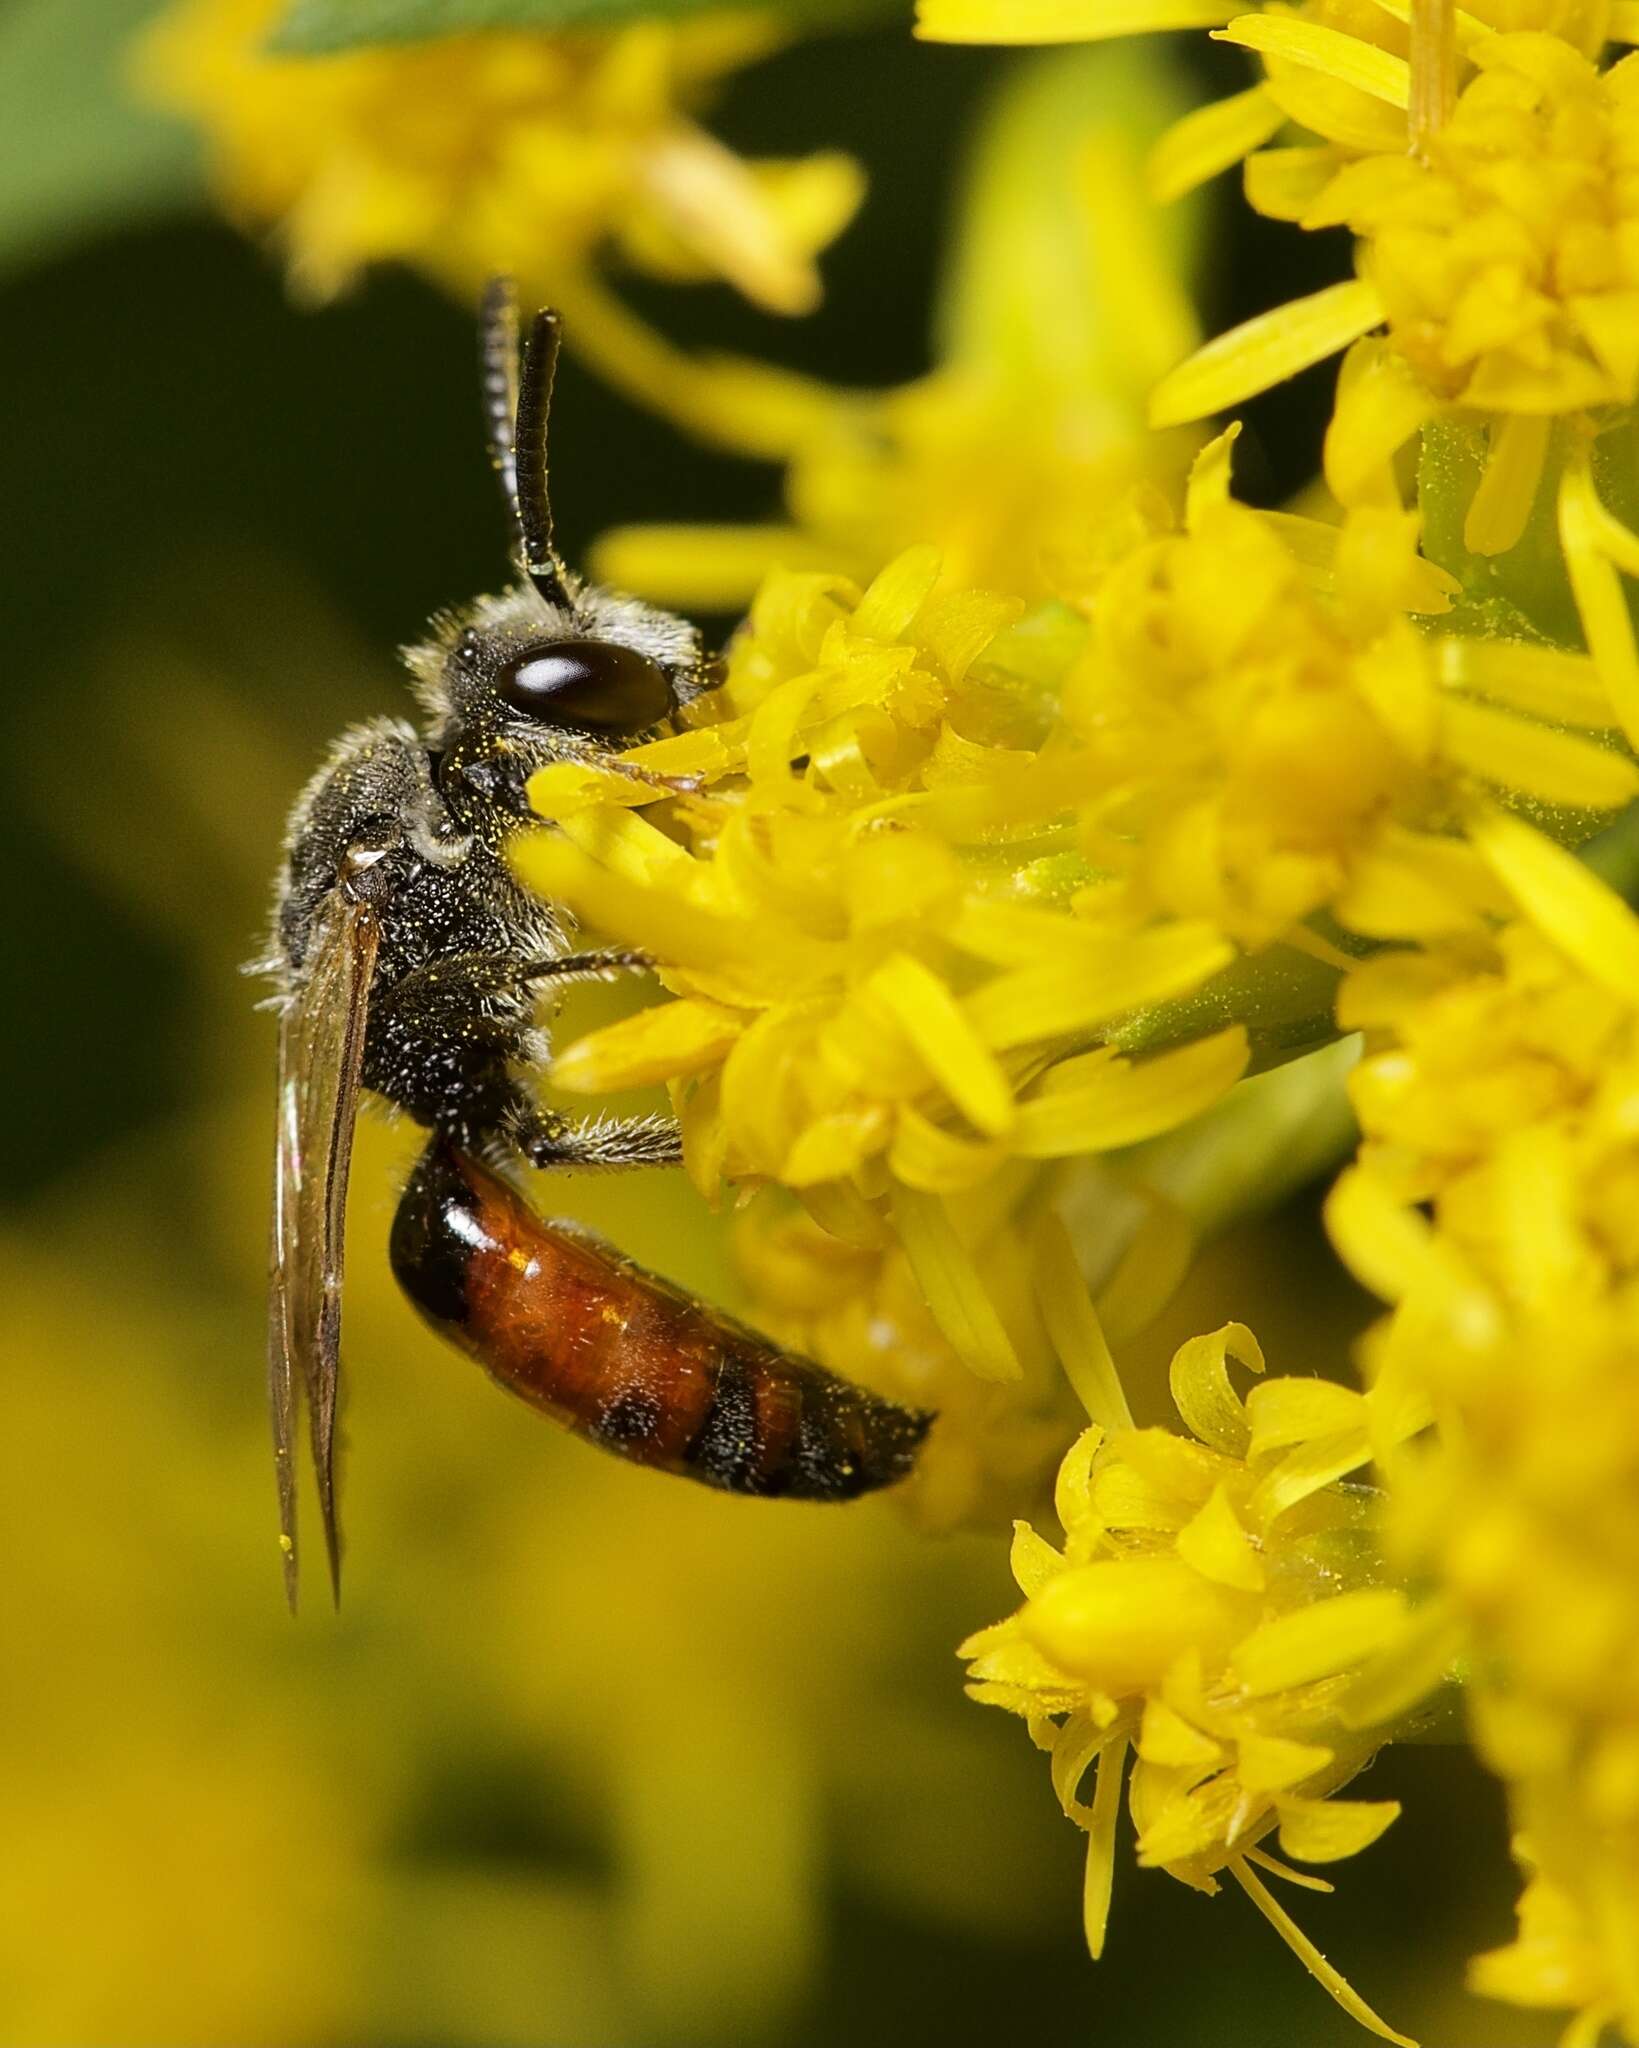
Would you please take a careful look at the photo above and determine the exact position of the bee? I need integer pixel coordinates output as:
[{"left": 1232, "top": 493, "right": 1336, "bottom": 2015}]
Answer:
[{"left": 263, "top": 282, "right": 931, "bottom": 1609}]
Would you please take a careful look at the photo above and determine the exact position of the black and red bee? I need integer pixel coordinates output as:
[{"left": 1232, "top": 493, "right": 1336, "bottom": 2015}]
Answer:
[{"left": 260, "top": 283, "right": 929, "bottom": 1609}]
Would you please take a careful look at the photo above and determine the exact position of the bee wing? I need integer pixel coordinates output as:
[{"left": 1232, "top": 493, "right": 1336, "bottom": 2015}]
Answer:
[{"left": 269, "top": 885, "right": 380, "bottom": 1610}]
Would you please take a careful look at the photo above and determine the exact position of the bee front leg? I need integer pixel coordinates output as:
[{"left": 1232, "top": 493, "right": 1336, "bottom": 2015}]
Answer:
[{"left": 523, "top": 949, "right": 655, "bottom": 988}]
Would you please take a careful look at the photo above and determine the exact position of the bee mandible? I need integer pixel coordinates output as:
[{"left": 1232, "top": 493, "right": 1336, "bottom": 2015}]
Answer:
[{"left": 261, "top": 283, "right": 931, "bottom": 1610}]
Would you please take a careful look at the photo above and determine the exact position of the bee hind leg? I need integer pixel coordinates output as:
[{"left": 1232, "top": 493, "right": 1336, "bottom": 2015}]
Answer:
[{"left": 512, "top": 1107, "right": 683, "bottom": 1172}]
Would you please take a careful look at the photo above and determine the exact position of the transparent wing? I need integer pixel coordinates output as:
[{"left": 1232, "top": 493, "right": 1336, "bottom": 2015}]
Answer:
[{"left": 268, "top": 885, "right": 380, "bottom": 1610}]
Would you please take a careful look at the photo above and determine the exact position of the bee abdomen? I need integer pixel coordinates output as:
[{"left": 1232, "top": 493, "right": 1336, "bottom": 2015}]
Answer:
[{"left": 389, "top": 1141, "right": 932, "bottom": 1500}]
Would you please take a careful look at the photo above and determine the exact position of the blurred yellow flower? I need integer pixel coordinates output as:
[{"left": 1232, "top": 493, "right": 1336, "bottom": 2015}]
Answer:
[
  {"left": 962, "top": 1321, "right": 1423, "bottom": 2044},
  {"left": 138, "top": 0, "right": 859, "bottom": 313},
  {"left": 592, "top": 42, "right": 1207, "bottom": 609}
]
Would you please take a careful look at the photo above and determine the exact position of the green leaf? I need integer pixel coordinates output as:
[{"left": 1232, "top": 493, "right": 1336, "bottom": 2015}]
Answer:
[
  {"left": 0, "top": 0, "right": 201, "bottom": 276},
  {"left": 268, "top": 0, "right": 906, "bottom": 56}
]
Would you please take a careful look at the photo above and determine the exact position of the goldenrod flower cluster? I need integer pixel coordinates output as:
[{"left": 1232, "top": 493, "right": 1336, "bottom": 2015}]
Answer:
[
  {"left": 904, "top": 0, "right": 1639, "bottom": 2037},
  {"left": 519, "top": 408, "right": 1638, "bottom": 2030}
]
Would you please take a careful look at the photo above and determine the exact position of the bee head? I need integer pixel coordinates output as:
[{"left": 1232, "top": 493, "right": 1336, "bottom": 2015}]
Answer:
[{"left": 410, "top": 581, "right": 708, "bottom": 753}]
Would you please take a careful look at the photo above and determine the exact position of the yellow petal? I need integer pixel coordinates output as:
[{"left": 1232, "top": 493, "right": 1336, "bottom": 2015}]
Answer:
[
  {"left": 1032, "top": 1211, "right": 1135, "bottom": 1431},
  {"left": 513, "top": 834, "right": 755, "bottom": 973},
  {"left": 1468, "top": 802, "right": 1639, "bottom": 1002},
  {"left": 1176, "top": 1482, "right": 1266, "bottom": 1590},
  {"left": 1560, "top": 452, "right": 1639, "bottom": 750},
  {"left": 639, "top": 127, "right": 843, "bottom": 317},
  {"left": 1150, "top": 85, "right": 1283, "bottom": 202},
  {"left": 1334, "top": 823, "right": 1507, "bottom": 939},
  {"left": 557, "top": 805, "right": 698, "bottom": 886},
  {"left": 1214, "top": 14, "right": 1410, "bottom": 107},
  {"left": 917, "top": 0, "right": 1236, "bottom": 41},
  {"left": 1185, "top": 422, "right": 1242, "bottom": 523},
  {"left": 552, "top": 998, "right": 743, "bottom": 1093},
  {"left": 1324, "top": 336, "right": 1436, "bottom": 507},
  {"left": 867, "top": 954, "right": 1016, "bottom": 1136},
  {"left": 1050, "top": 1709, "right": 1121, "bottom": 1824},
  {"left": 889, "top": 1103, "right": 1008, "bottom": 1192},
  {"left": 1150, "top": 278, "right": 1385, "bottom": 426},
  {"left": 965, "top": 923, "right": 1235, "bottom": 1049},
  {"left": 1326, "top": 1165, "right": 1496, "bottom": 1338},
  {"left": 1463, "top": 414, "right": 1550, "bottom": 559},
  {"left": 1250, "top": 1430, "right": 1374, "bottom": 1523},
  {"left": 1245, "top": 1376, "right": 1365, "bottom": 1457},
  {"left": 1340, "top": 1597, "right": 1466, "bottom": 1729},
  {"left": 1442, "top": 700, "right": 1630, "bottom": 802},
  {"left": 1275, "top": 1794, "right": 1401, "bottom": 1862},
  {"left": 851, "top": 545, "right": 943, "bottom": 642},
  {"left": 1013, "top": 1026, "right": 1250, "bottom": 1156},
  {"left": 1243, "top": 143, "right": 1342, "bottom": 222},
  {"left": 1237, "top": 1732, "right": 1335, "bottom": 1793},
  {"left": 1083, "top": 1737, "right": 1129, "bottom": 1961},
  {"left": 1232, "top": 1589, "right": 1407, "bottom": 1695},
  {"left": 1138, "top": 1698, "right": 1224, "bottom": 1769},
  {"left": 1437, "top": 636, "right": 1615, "bottom": 730},
  {"left": 588, "top": 523, "right": 835, "bottom": 614},
  {"left": 1010, "top": 1519, "right": 1068, "bottom": 1598},
  {"left": 890, "top": 1183, "right": 1022, "bottom": 1382},
  {"left": 782, "top": 1104, "right": 892, "bottom": 1186},
  {"left": 1169, "top": 1320, "right": 1265, "bottom": 1456}
]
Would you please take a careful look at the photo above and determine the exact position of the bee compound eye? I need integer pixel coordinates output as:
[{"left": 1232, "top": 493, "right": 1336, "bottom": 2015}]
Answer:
[{"left": 494, "top": 639, "right": 676, "bottom": 733}]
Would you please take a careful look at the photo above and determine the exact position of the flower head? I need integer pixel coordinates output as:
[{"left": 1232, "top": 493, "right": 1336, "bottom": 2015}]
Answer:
[
  {"left": 1309, "top": 38, "right": 1639, "bottom": 418},
  {"left": 136, "top": 0, "right": 862, "bottom": 316},
  {"left": 962, "top": 1322, "right": 1420, "bottom": 2043}
]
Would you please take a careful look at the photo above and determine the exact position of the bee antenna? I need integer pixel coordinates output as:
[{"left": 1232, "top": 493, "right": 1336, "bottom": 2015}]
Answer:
[
  {"left": 512, "top": 304, "right": 575, "bottom": 610},
  {"left": 479, "top": 276, "right": 521, "bottom": 528}
]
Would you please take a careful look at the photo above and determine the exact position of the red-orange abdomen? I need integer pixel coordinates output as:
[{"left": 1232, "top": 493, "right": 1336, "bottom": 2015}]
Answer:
[{"left": 388, "top": 1142, "right": 931, "bottom": 1499}]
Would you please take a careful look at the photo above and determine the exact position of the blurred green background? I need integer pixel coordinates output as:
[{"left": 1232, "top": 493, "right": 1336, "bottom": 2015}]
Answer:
[{"left": 0, "top": 4, "right": 1563, "bottom": 2042}]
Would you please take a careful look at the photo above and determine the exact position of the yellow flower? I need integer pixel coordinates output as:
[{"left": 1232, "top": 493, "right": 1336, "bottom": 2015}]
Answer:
[
  {"left": 961, "top": 1320, "right": 1423, "bottom": 2044},
  {"left": 135, "top": 0, "right": 861, "bottom": 445},
  {"left": 1156, "top": 32, "right": 1639, "bottom": 414},
  {"left": 1150, "top": 30, "right": 1639, "bottom": 594},
  {"left": 1301, "top": 41, "right": 1639, "bottom": 418},
  {"left": 520, "top": 540, "right": 1256, "bottom": 1185},
  {"left": 1325, "top": 819, "right": 1639, "bottom": 2042},
  {"left": 917, "top": 0, "right": 1622, "bottom": 195}
]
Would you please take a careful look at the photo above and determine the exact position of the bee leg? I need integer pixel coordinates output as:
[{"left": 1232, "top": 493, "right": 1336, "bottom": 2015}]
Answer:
[
  {"left": 513, "top": 1108, "right": 683, "bottom": 1172},
  {"left": 523, "top": 949, "right": 654, "bottom": 987}
]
